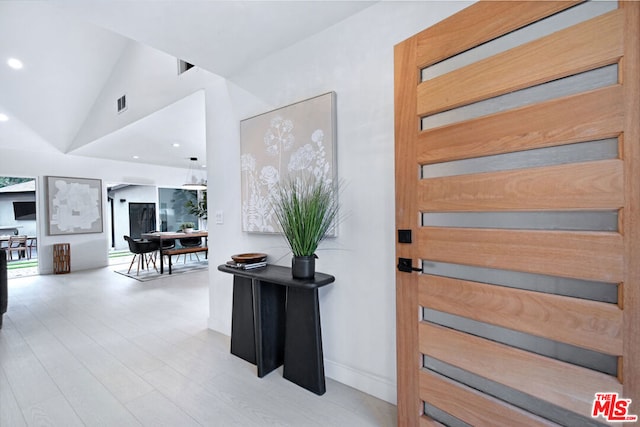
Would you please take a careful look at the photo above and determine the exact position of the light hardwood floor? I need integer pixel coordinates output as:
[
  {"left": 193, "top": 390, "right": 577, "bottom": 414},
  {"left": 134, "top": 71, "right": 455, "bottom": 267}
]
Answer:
[{"left": 0, "top": 267, "right": 396, "bottom": 426}]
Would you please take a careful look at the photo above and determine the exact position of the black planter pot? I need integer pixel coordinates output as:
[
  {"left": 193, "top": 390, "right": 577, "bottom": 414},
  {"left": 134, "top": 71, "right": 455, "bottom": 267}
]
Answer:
[{"left": 292, "top": 255, "right": 315, "bottom": 279}]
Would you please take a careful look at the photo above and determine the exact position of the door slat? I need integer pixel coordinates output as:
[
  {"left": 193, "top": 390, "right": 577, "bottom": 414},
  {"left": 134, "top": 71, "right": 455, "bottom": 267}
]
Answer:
[
  {"left": 419, "top": 274, "right": 622, "bottom": 355},
  {"left": 419, "top": 322, "right": 622, "bottom": 417},
  {"left": 419, "top": 159, "right": 624, "bottom": 212},
  {"left": 419, "top": 417, "right": 445, "bottom": 427},
  {"left": 415, "top": 1, "right": 582, "bottom": 68},
  {"left": 417, "top": 9, "right": 624, "bottom": 115},
  {"left": 418, "top": 85, "right": 624, "bottom": 164},
  {"left": 419, "top": 370, "right": 560, "bottom": 427},
  {"left": 417, "top": 227, "right": 623, "bottom": 282}
]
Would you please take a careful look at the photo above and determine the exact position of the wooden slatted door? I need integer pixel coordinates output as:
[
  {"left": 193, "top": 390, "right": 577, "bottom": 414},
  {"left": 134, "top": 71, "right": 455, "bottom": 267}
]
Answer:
[{"left": 395, "top": 1, "right": 639, "bottom": 426}]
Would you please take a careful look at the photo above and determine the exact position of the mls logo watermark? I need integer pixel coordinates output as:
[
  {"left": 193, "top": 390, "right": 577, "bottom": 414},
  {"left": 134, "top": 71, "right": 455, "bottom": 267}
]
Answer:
[{"left": 592, "top": 393, "right": 638, "bottom": 422}]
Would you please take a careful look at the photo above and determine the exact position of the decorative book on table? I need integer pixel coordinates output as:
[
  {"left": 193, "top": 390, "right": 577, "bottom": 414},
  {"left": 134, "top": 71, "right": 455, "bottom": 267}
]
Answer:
[
  {"left": 226, "top": 260, "right": 267, "bottom": 270},
  {"left": 226, "top": 253, "right": 268, "bottom": 270}
]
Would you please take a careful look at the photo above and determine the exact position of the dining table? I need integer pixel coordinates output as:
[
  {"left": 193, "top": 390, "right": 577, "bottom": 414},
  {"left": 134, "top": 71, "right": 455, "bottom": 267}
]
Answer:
[{"left": 140, "top": 231, "right": 208, "bottom": 274}]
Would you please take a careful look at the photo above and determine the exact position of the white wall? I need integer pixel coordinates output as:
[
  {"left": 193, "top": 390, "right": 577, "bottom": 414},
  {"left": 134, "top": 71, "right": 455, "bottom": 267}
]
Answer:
[
  {"left": 0, "top": 192, "right": 37, "bottom": 237},
  {"left": 206, "top": 1, "right": 471, "bottom": 404}
]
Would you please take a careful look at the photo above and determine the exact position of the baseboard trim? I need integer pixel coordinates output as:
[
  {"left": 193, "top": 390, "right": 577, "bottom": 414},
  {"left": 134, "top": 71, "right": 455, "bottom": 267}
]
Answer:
[
  {"left": 324, "top": 359, "right": 397, "bottom": 405},
  {"left": 208, "top": 316, "right": 231, "bottom": 335},
  {"left": 205, "top": 323, "right": 397, "bottom": 405}
]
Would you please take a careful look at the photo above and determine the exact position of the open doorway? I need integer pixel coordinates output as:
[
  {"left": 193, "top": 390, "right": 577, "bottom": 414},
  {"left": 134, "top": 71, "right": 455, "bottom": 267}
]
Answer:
[
  {"left": 0, "top": 176, "right": 39, "bottom": 278},
  {"left": 105, "top": 184, "right": 204, "bottom": 267},
  {"left": 106, "top": 184, "right": 158, "bottom": 267}
]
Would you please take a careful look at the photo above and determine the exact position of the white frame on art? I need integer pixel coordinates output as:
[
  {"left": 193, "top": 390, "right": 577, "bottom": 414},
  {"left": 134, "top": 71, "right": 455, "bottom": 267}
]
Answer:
[{"left": 46, "top": 176, "right": 103, "bottom": 235}]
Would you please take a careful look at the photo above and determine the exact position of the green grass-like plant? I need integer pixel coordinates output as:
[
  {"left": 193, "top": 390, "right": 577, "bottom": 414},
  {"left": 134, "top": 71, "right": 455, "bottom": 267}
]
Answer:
[{"left": 272, "top": 174, "right": 339, "bottom": 257}]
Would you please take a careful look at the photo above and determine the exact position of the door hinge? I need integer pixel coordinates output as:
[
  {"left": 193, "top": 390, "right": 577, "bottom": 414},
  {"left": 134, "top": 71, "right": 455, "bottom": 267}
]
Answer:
[{"left": 397, "top": 257, "right": 421, "bottom": 273}]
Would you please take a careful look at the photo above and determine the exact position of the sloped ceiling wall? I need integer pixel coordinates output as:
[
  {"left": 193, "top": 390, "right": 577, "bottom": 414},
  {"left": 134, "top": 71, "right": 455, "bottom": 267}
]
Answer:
[
  {"left": 0, "top": 1, "right": 128, "bottom": 153},
  {"left": 0, "top": 1, "right": 376, "bottom": 168},
  {"left": 52, "top": 1, "right": 377, "bottom": 77}
]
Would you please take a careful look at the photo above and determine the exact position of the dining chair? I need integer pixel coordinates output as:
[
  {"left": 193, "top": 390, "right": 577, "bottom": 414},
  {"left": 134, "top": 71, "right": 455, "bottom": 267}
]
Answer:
[
  {"left": 7, "top": 235, "right": 29, "bottom": 261},
  {"left": 124, "top": 235, "right": 159, "bottom": 275},
  {"left": 27, "top": 237, "right": 37, "bottom": 259},
  {"left": 178, "top": 236, "right": 203, "bottom": 263}
]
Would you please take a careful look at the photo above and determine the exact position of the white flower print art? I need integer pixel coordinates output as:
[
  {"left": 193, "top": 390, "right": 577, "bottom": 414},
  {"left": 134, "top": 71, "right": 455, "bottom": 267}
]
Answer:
[{"left": 240, "top": 92, "right": 336, "bottom": 232}]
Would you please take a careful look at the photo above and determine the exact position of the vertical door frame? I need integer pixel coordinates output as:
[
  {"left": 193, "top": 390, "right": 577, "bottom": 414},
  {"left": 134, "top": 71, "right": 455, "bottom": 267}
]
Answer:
[
  {"left": 394, "top": 34, "right": 421, "bottom": 425},
  {"left": 621, "top": 0, "right": 640, "bottom": 403}
]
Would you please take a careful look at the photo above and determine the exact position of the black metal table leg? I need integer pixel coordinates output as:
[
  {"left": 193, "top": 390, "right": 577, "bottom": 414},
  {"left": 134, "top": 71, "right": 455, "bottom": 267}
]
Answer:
[
  {"left": 252, "top": 280, "right": 286, "bottom": 377},
  {"left": 231, "top": 276, "right": 256, "bottom": 364},
  {"left": 230, "top": 276, "right": 286, "bottom": 377},
  {"left": 283, "top": 286, "right": 326, "bottom": 395},
  {"left": 159, "top": 238, "right": 164, "bottom": 274}
]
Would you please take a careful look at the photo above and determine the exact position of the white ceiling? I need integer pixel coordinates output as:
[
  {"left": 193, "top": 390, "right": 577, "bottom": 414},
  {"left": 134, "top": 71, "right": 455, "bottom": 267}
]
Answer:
[
  {"left": 0, "top": 2, "right": 129, "bottom": 153},
  {"left": 0, "top": 1, "right": 376, "bottom": 170},
  {"left": 69, "top": 90, "right": 208, "bottom": 170}
]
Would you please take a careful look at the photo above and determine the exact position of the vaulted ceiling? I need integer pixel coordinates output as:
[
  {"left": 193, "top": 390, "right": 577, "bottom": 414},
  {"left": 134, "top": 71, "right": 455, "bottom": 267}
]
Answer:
[{"left": 0, "top": 1, "right": 375, "bottom": 169}]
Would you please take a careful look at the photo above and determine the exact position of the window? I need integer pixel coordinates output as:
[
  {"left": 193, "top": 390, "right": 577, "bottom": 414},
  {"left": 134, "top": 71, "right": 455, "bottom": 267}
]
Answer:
[{"left": 158, "top": 188, "right": 198, "bottom": 232}]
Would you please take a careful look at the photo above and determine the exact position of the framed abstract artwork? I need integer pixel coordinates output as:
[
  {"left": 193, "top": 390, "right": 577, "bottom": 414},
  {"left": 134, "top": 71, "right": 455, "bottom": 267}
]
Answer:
[
  {"left": 240, "top": 92, "right": 337, "bottom": 233},
  {"left": 46, "top": 176, "right": 103, "bottom": 235}
]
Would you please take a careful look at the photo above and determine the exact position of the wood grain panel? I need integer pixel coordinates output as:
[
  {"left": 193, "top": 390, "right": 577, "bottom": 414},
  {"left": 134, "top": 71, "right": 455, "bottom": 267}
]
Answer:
[
  {"left": 621, "top": 1, "right": 640, "bottom": 404},
  {"left": 419, "top": 370, "right": 559, "bottom": 427},
  {"left": 417, "top": 10, "right": 624, "bottom": 116},
  {"left": 394, "top": 37, "right": 422, "bottom": 427},
  {"left": 419, "top": 322, "right": 622, "bottom": 417},
  {"left": 417, "top": 227, "right": 623, "bottom": 283},
  {"left": 418, "top": 275, "right": 622, "bottom": 355},
  {"left": 418, "top": 159, "right": 624, "bottom": 212},
  {"left": 415, "top": 1, "right": 581, "bottom": 69},
  {"left": 419, "top": 416, "right": 445, "bottom": 427},
  {"left": 418, "top": 85, "right": 624, "bottom": 164}
]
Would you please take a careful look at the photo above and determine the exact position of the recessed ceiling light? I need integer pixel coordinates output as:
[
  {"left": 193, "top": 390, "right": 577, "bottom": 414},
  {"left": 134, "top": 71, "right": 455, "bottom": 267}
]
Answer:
[
  {"left": 0, "top": 113, "right": 8, "bottom": 122},
  {"left": 201, "top": 164, "right": 206, "bottom": 168},
  {"left": 172, "top": 143, "right": 180, "bottom": 148},
  {"left": 132, "top": 155, "right": 140, "bottom": 159},
  {"left": 7, "top": 58, "right": 23, "bottom": 70}
]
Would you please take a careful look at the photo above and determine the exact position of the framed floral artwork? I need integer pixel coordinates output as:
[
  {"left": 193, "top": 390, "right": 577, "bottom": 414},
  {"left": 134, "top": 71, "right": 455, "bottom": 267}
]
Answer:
[{"left": 240, "top": 92, "right": 337, "bottom": 233}]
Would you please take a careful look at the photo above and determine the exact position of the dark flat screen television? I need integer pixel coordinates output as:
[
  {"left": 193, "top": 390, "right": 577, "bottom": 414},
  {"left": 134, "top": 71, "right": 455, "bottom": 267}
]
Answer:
[{"left": 13, "top": 201, "right": 36, "bottom": 220}]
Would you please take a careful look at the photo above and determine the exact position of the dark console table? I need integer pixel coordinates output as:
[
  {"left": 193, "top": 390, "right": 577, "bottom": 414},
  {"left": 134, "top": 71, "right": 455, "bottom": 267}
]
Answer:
[{"left": 217, "top": 264, "right": 335, "bottom": 395}]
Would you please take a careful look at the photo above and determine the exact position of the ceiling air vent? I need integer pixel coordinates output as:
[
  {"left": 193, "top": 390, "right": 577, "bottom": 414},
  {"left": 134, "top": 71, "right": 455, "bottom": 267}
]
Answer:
[
  {"left": 178, "top": 59, "right": 195, "bottom": 75},
  {"left": 117, "top": 94, "right": 127, "bottom": 114}
]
